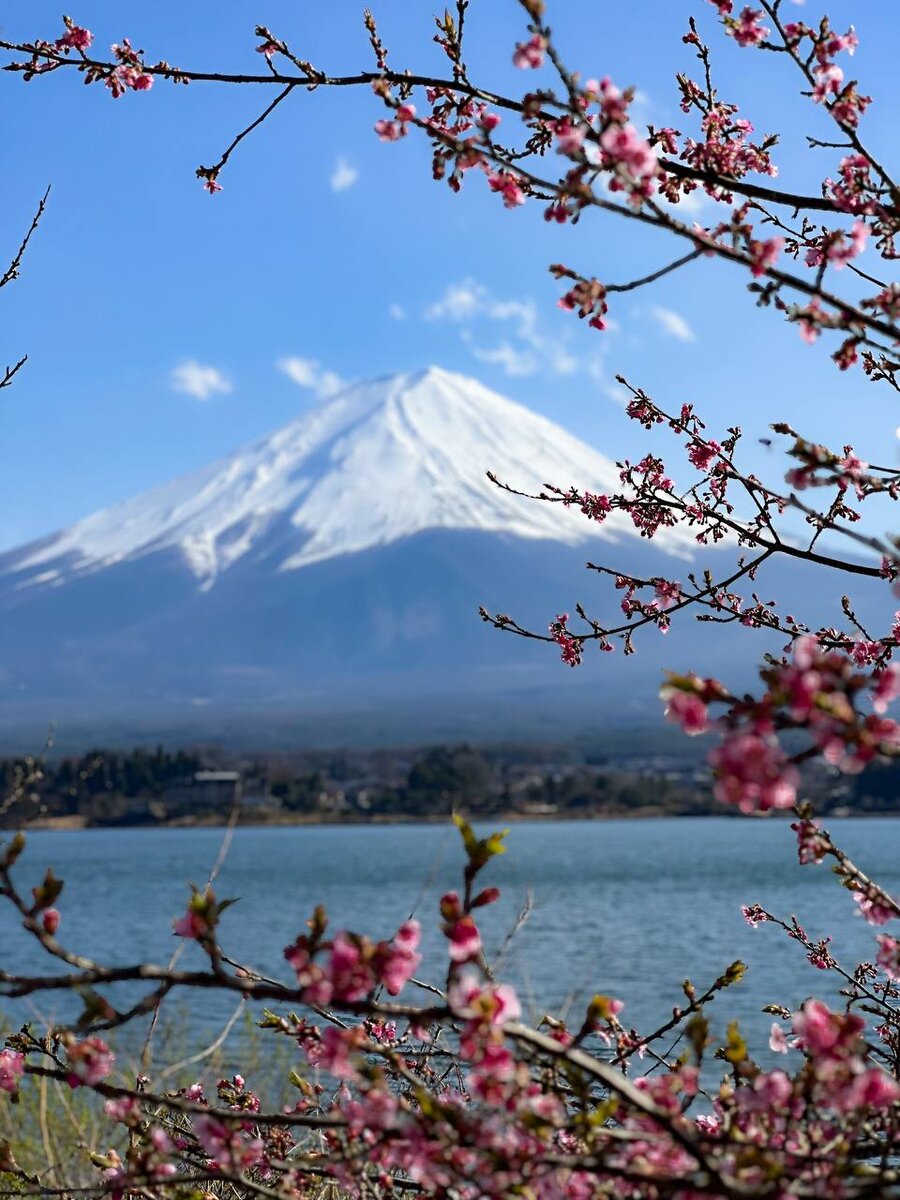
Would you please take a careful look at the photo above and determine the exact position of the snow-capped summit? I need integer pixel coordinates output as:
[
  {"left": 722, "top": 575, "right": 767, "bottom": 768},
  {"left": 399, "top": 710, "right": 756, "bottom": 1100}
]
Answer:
[{"left": 2, "top": 366, "right": 688, "bottom": 593}]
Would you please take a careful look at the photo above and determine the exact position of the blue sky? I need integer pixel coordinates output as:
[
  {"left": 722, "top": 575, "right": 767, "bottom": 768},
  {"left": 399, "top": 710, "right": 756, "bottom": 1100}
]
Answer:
[{"left": 0, "top": 0, "right": 897, "bottom": 550}]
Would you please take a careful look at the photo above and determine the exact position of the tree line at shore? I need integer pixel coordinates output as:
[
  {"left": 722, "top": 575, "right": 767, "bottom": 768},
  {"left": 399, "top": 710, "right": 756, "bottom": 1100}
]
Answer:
[{"left": 1, "top": 740, "right": 895, "bottom": 827}]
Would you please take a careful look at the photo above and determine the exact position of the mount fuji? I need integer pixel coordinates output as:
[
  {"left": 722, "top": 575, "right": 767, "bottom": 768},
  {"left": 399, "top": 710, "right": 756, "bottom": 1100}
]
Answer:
[{"left": 0, "top": 367, "right": 872, "bottom": 748}]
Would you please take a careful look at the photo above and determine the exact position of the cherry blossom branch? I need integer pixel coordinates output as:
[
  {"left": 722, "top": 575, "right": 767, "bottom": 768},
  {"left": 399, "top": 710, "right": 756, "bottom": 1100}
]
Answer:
[
  {"left": 196, "top": 83, "right": 295, "bottom": 192},
  {"left": 4, "top": 16, "right": 900, "bottom": 359},
  {"left": 604, "top": 247, "right": 704, "bottom": 293},
  {"left": 610, "top": 961, "right": 747, "bottom": 1066},
  {"left": 758, "top": 1, "right": 897, "bottom": 196},
  {"left": 2, "top": 38, "right": 892, "bottom": 220},
  {"left": 0, "top": 185, "right": 50, "bottom": 291}
]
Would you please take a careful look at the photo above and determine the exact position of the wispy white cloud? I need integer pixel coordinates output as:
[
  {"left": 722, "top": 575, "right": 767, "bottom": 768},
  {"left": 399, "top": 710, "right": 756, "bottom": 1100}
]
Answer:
[
  {"left": 470, "top": 340, "right": 538, "bottom": 377},
  {"left": 330, "top": 158, "right": 359, "bottom": 192},
  {"left": 650, "top": 305, "right": 696, "bottom": 343},
  {"left": 171, "top": 360, "right": 233, "bottom": 402},
  {"left": 426, "top": 280, "right": 537, "bottom": 333},
  {"left": 278, "top": 356, "right": 345, "bottom": 398},
  {"left": 426, "top": 277, "right": 594, "bottom": 379},
  {"left": 425, "top": 280, "right": 489, "bottom": 323},
  {"left": 602, "top": 381, "right": 630, "bottom": 407},
  {"left": 388, "top": 303, "right": 406, "bottom": 321}
]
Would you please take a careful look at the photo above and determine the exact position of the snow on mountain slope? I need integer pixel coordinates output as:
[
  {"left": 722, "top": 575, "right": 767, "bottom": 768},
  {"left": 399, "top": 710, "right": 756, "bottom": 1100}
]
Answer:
[{"left": 3, "top": 367, "right": 693, "bottom": 592}]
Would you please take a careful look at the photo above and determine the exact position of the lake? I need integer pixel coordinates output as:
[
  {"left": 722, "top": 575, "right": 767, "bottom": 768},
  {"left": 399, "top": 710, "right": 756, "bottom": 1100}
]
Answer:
[{"left": 2, "top": 818, "right": 897, "bottom": 1072}]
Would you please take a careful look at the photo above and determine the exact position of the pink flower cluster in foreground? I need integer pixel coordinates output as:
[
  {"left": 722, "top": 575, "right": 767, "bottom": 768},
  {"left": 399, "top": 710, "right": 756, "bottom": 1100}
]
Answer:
[
  {"left": 65, "top": 1036, "right": 115, "bottom": 1088},
  {"left": 283, "top": 918, "right": 421, "bottom": 1006},
  {"left": 7, "top": 812, "right": 900, "bottom": 1199},
  {"left": 661, "top": 635, "right": 899, "bottom": 814},
  {"left": 0, "top": 1050, "right": 24, "bottom": 1094}
]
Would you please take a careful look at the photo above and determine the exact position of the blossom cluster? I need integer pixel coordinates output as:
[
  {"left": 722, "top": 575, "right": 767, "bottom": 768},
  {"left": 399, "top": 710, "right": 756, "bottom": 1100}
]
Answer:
[
  {"left": 549, "top": 612, "right": 583, "bottom": 667},
  {"left": 5, "top": 811, "right": 900, "bottom": 1200},
  {"left": 8, "top": 2, "right": 900, "bottom": 388},
  {"left": 282, "top": 915, "right": 421, "bottom": 1006},
  {"left": 663, "top": 634, "right": 899, "bottom": 813}
]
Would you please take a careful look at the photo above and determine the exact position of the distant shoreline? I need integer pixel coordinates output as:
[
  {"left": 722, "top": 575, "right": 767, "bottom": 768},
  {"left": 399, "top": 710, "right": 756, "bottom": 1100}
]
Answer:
[{"left": 18, "top": 806, "right": 879, "bottom": 832}]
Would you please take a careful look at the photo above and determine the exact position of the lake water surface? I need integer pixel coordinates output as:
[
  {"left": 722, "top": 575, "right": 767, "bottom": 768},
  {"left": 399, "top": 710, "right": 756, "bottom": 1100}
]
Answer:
[{"left": 3, "top": 819, "right": 898, "bottom": 1068}]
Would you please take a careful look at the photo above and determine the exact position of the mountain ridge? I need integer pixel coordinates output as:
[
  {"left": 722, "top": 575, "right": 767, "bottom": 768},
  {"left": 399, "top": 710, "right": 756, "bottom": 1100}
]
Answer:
[
  {"left": 0, "top": 367, "right": 878, "bottom": 749},
  {"left": 2, "top": 367, "right": 694, "bottom": 595}
]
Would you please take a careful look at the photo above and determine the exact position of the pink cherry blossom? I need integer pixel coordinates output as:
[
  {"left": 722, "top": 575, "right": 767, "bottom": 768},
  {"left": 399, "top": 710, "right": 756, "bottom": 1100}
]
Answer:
[
  {"left": 447, "top": 915, "right": 482, "bottom": 963},
  {"left": 0, "top": 1050, "right": 24, "bottom": 1094},
  {"left": 173, "top": 909, "right": 208, "bottom": 939},
  {"left": 65, "top": 1037, "right": 114, "bottom": 1087},
  {"left": 742, "top": 903, "right": 767, "bottom": 928},
  {"left": 487, "top": 171, "right": 526, "bottom": 209},
  {"left": 735, "top": 1068, "right": 792, "bottom": 1112},
  {"left": 552, "top": 118, "right": 586, "bottom": 157},
  {"left": 193, "top": 1115, "right": 264, "bottom": 1171},
  {"left": 687, "top": 440, "right": 721, "bottom": 472},
  {"left": 578, "top": 491, "right": 612, "bottom": 522},
  {"left": 654, "top": 578, "right": 682, "bottom": 610},
  {"left": 599, "top": 123, "right": 657, "bottom": 185},
  {"left": 550, "top": 613, "right": 583, "bottom": 668},
  {"left": 56, "top": 25, "right": 93, "bottom": 52},
  {"left": 439, "top": 890, "right": 463, "bottom": 922},
  {"left": 853, "top": 887, "right": 896, "bottom": 926},
  {"left": 328, "top": 932, "right": 377, "bottom": 1003},
  {"left": 768, "top": 1023, "right": 790, "bottom": 1054},
  {"left": 844, "top": 1069, "right": 900, "bottom": 1109},
  {"left": 807, "top": 936, "right": 833, "bottom": 969},
  {"left": 872, "top": 664, "right": 899, "bottom": 714},
  {"left": 830, "top": 86, "right": 871, "bottom": 129},
  {"left": 876, "top": 934, "right": 900, "bottom": 981},
  {"left": 378, "top": 919, "right": 421, "bottom": 995},
  {"left": 365, "top": 1018, "right": 397, "bottom": 1043},
  {"left": 828, "top": 220, "right": 868, "bottom": 269},
  {"left": 306, "top": 1026, "right": 366, "bottom": 1080},
  {"left": 104, "top": 1095, "right": 139, "bottom": 1123},
  {"left": 709, "top": 733, "right": 798, "bottom": 812},
  {"left": 812, "top": 62, "right": 844, "bottom": 104},
  {"left": 374, "top": 119, "right": 404, "bottom": 143},
  {"left": 512, "top": 35, "right": 546, "bottom": 70},
  {"left": 794, "top": 298, "right": 824, "bottom": 343},
  {"left": 748, "top": 236, "right": 783, "bottom": 277},
  {"left": 790, "top": 818, "right": 829, "bottom": 865},
  {"left": 732, "top": 8, "right": 769, "bottom": 48},
  {"left": 793, "top": 999, "right": 863, "bottom": 1059},
  {"left": 664, "top": 689, "right": 709, "bottom": 736},
  {"left": 448, "top": 973, "right": 521, "bottom": 1024}
]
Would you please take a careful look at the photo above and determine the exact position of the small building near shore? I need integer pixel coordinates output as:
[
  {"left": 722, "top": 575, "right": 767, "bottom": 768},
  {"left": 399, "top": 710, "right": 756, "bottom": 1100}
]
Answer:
[
  {"left": 162, "top": 770, "right": 242, "bottom": 816},
  {"left": 192, "top": 770, "right": 242, "bottom": 809}
]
